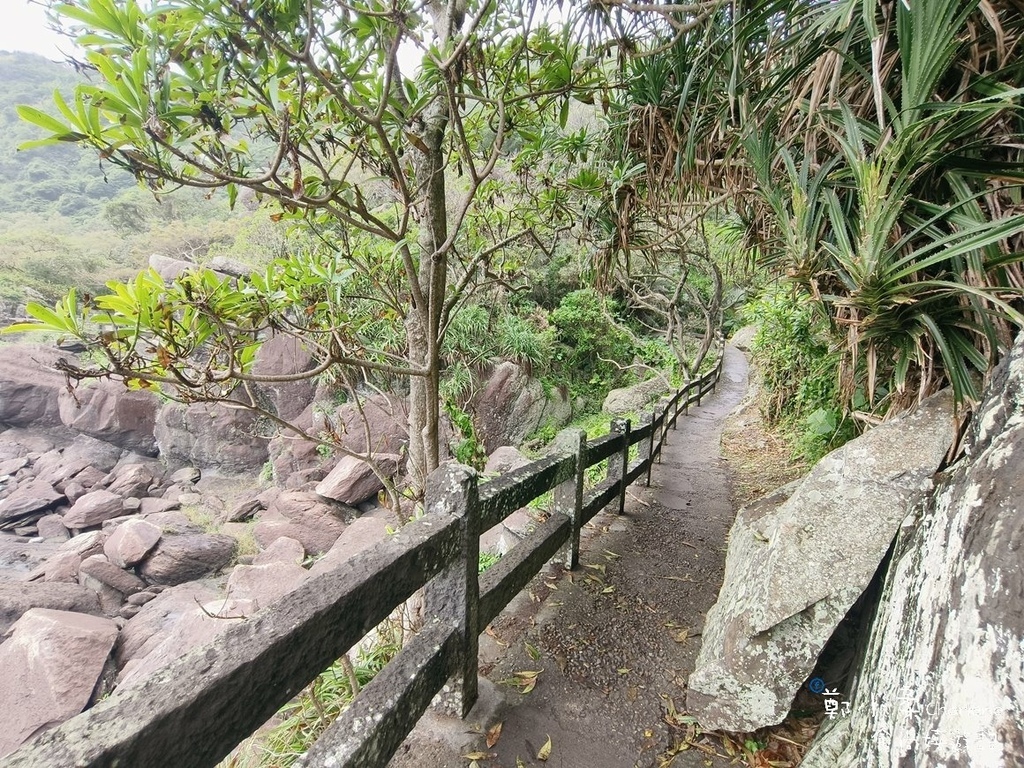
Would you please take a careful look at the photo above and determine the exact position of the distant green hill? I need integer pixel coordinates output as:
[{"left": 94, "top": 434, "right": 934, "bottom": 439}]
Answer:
[{"left": 0, "top": 50, "right": 134, "bottom": 219}]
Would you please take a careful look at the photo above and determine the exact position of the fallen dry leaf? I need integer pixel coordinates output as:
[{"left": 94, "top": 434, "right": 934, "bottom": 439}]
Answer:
[
  {"left": 486, "top": 722, "right": 503, "bottom": 748},
  {"left": 537, "top": 735, "right": 552, "bottom": 761}
]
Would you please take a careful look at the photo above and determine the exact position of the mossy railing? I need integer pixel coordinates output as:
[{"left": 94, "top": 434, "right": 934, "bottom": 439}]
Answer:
[{"left": 5, "top": 348, "right": 724, "bottom": 768}]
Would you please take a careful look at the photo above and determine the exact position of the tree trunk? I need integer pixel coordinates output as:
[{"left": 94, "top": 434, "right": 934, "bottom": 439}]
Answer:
[{"left": 404, "top": 0, "right": 458, "bottom": 494}]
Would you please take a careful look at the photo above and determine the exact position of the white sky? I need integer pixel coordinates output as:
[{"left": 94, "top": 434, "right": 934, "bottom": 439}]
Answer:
[{"left": 0, "top": 0, "right": 73, "bottom": 59}]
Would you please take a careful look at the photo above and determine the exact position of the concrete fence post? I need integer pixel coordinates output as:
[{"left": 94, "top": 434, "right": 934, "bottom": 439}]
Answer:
[
  {"left": 423, "top": 463, "right": 479, "bottom": 718},
  {"left": 552, "top": 427, "right": 586, "bottom": 570},
  {"left": 609, "top": 418, "right": 631, "bottom": 515},
  {"left": 638, "top": 412, "right": 654, "bottom": 487}
]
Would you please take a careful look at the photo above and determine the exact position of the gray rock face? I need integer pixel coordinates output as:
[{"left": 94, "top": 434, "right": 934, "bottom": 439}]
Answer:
[
  {"left": 57, "top": 381, "right": 160, "bottom": 456},
  {"left": 0, "top": 608, "right": 118, "bottom": 759},
  {"left": 62, "top": 490, "right": 124, "bottom": 529},
  {"left": 0, "top": 344, "right": 69, "bottom": 428},
  {"left": 601, "top": 374, "right": 671, "bottom": 416},
  {"left": 315, "top": 453, "right": 402, "bottom": 505},
  {"left": 137, "top": 533, "right": 236, "bottom": 586},
  {"left": 252, "top": 335, "right": 318, "bottom": 421},
  {"left": 483, "top": 446, "right": 531, "bottom": 476},
  {"left": 803, "top": 338, "right": 1024, "bottom": 768},
  {"left": 253, "top": 491, "right": 349, "bottom": 555},
  {"left": 0, "top": 581, "right": 103, "bottom": 634},
  {"left": 687, "top": 390, "right": 955, "bottom": 732},
  {"left": 149, "top": 253, "right": 194, "bottom": 281},
  {"left": 471, "top": 362, "right": 572, "bottom": 452},
  {"left": 155, "top": 400, "right": 269, "bottom": 473}
]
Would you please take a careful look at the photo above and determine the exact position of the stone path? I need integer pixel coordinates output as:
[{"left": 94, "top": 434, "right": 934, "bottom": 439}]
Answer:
[{"left": 391, "top": 345, "right": 749, "bottom": 768}]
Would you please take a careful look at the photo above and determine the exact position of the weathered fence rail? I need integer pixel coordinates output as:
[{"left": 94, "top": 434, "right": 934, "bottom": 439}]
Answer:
[{"left": 5, "top": 346, "right": 725, "bottom": 768}]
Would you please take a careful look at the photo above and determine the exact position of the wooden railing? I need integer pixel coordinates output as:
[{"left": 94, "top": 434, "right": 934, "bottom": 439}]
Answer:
[{"left": 5, "top": 348, "right": 725, "bottom": 768}]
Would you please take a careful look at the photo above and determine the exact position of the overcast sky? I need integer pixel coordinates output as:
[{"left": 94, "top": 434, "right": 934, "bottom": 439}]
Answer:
[{"left": 1, "top": 1, "right": 71, "bottom": 59}]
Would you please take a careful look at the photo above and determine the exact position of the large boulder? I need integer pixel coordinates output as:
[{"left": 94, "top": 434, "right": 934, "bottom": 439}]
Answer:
[
  {"left": 268, "top": 394, "right": 407, "bottom": 482},
  {"left": 155, "top": 400, "right": 269, "bottom": 473},
  {"left": 803, "top": 337, "right": 1024, "bottom": 767},
  {"left": 602, "top": 373, "right": 671, "bottom": 416},
  {"left": 149, "top": 253, "right": 194, "bottom": 281},
  {"left": 0, "top": 581, "right": 103, "bottom": 635},
  {"left": 0, "top": 609, "right": 118, "bottom": 759},
  {"left": 686, "top": 390, "right": 956, "bottom": 732},
  {"left": 315, "top": 453, "right": 402, "bottom": 505},
  {"left": 0, "top": 344, "right": 70, "bottom": 428},
  {"left": 308, "top": 514, "right": 391, "bottom": 577},
  {"left": 104, "top": 518, "right": 162, "bottom": 567},
  {"left": 471, "top": 362, "right": 572, "bottom": 453},
  {"left": 225, "top": 561, "right": 308, "bottom": 608},
  {"left": 137, "top": 533, "right": 236, "bottom": 586},
  {"left": 58, "top": 380, "right": 161, "bottom": 456},
  {"left": 253, "top": 491, "right": 349, "bottom": 555},
  {"left": 252, "top": 335, "right": 318, "bottom": 421},
  {"left": 0, "top": 478, "right": 63, "bottom": 530},
  {"left": 62, "top": 490, "right": 125, "bottom": 529}
]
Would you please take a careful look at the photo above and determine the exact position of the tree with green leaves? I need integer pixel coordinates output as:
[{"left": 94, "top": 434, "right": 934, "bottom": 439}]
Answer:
[
  {"left": 9, "top": 0, "right": 601, "bottom": 495},
  {"left": 579, "top": 0, "right": 1024, "bottom": 426}
]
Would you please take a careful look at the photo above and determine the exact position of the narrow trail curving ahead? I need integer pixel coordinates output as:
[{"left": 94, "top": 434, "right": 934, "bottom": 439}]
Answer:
[{"left": 392, "top": 345, "right": 749, "bottom": 768}]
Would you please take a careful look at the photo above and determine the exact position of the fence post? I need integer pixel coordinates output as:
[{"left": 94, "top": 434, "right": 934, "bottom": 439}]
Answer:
[
  {"left": 608, "top": 418, "right": 630, "bottom": 515},
  {"left": 655, "top": 396, "right": 671, "bottom": 462},
  {"left": 552, "top": 427, "right": 586, "bottom": 570},
  {"left": 638, "top": 412, "right": 654, "bottom": 487},
  {"left": 423, "top": 463, "right": 479, "bottom": 718}
]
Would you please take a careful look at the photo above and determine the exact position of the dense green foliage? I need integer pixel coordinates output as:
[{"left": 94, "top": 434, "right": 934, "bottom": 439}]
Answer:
[{"left": 0, "top": 52, "right": 133, "bottom": 220}]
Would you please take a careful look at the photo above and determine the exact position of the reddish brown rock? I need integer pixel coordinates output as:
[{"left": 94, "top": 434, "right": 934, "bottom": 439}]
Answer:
[
  {"left": 0, "top": 344, "right": 70, "bottom": 429},
  {"left": 0, "top": 478, "right": 62, "bottom": 530},
  {"left": 58, "top": 380, "right": 161, "bottom": 456},
  {"left": 252, "top": 335, "right": 318, "bottom": 420},
  {"left": 308, "top": 514, "right": 391, "bottom": 577},
  {"left": 253, "top": 491, "right": 349, "bottom": 555},
  {"left": 62, "top": 490, "right": 124, "bottom": 529},
  {"left": 226, "top": 561, "right": 308, "bottom": 607},
  {"left": 252, "top": 535, "right": 305, "bottom": 566},
  {"left": 137, "top": 533, "right": 236, "bottom": 586},
  {"left": 314, "top": 453, "right": 402, "bottom": 505},
  {"left": 105, "top": 463, "right": 159, "bottom": 499},
  {"left": 155, "top": 400, "right": 269, "bottom": 473},
  {"left": 41, "top": 550, "right": 82, "bottom": 583},
  {"left": 79, "top": 554, "right": 146, "bottom": 596},
  {"left": 0, "top": 608, "right": 118, "bottom": 759},
  {"left": 34, "top": 514, "right": 69, "bottom": 542},
  {"left": 103, "top": 518, "right": 162, "bottom": 568},
  {"left": 0, "top": 581, "right": 102, "bottom": 634}
]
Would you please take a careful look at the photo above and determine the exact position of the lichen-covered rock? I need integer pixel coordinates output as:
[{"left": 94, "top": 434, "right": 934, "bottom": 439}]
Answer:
[
  {"left": 601, "top": 374, "right": 671, "bottom": 416},
  {"left": 803, "top": 336, "right": 1024, "bottom": 768},
  {"left": 687, "top": 390, "right": 955, "bottom": 732},
  {"left": 471, "top": 362, "right": 572, "bottom": 452},
  {"left": 0, "top": 609, "right": 118, "bottom": 759}
]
